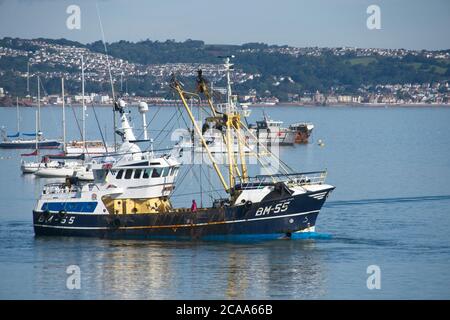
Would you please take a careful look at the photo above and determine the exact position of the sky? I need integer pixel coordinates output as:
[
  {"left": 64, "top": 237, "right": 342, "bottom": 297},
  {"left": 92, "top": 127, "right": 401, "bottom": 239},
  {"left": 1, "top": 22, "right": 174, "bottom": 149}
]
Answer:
[{"left": 0, "top": 0, "right": 449, "bottom": 50}]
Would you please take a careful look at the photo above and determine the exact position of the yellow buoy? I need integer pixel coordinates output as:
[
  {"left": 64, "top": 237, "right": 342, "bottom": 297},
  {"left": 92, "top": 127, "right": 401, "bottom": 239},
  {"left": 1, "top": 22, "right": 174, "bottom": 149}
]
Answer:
[{"left": 317, "top": 139, "right": 325, "bottom": 147}]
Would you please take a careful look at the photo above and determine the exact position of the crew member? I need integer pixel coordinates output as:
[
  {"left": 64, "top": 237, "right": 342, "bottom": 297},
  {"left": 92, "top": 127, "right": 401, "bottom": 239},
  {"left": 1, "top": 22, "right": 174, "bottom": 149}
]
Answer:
[{"left": 191, "top": 199, "right": 198, "bottom": 213}]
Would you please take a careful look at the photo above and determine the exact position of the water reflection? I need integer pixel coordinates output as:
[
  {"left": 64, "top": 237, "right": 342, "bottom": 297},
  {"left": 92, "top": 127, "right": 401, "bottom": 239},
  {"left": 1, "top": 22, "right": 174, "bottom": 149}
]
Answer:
[{"left": 31, "top": 238, "right": 327, "bottom": 299}]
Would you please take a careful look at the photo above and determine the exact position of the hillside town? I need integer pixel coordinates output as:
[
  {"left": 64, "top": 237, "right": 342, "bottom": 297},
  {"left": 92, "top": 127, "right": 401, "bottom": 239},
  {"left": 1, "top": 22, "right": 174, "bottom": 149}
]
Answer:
[
  {"left": 2, "top": 81, "right": 449, "bottom": 107},
  {"left": 247, "top": 45, "right": 450, "bottom": 60},
  {"left": 0, "top": 38, "right": 449, "bottom": 106}
]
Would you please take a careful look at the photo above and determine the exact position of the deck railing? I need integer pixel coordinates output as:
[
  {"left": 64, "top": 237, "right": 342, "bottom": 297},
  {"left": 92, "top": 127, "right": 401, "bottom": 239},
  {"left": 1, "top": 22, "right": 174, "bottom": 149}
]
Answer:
[
  {"left": 42, "top": 183, "right": 81, "bottom": 195},
  {"left": 247, "top": 170, "right": 327, "bottom": 186}
]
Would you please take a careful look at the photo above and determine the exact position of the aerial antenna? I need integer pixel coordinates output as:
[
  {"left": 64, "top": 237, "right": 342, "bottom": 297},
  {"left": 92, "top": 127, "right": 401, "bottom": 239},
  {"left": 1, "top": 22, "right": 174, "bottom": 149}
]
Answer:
[{"left": 26, "top": 60, "right": 30, "bottom": 94}]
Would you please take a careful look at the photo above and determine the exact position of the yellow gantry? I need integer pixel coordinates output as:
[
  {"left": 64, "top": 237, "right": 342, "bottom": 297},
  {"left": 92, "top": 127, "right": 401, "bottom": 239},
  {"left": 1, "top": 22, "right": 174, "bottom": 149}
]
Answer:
[
  {"left": 172, "top": 78, "right": 250, "bottom": 194},
  {"left": 173, "top": 81, "right": 230, "bottom": 193},
  {"left": 232, "top": 116, "right": 248, "bottom": 183},
  {"left": 200, "top": 81, "right": 249, "bottom": 186}
]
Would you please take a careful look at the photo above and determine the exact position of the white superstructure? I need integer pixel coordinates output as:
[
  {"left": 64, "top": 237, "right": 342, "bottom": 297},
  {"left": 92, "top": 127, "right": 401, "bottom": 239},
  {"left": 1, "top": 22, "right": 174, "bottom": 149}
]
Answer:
[{"left": 34, "top": 100, "right": 181, "bottom": 216}]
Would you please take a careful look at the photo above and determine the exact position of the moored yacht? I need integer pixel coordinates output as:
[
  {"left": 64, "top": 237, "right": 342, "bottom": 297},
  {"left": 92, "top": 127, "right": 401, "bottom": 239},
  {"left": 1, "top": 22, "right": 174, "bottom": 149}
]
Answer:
[
  {"left": 34, "top": 160, "right": 85, "bottom": 179},
  {"left": 1, "top": 78, "right": 61, "bottom": 150},
  {"left": 21, "top": 156, "right": 63, "bottom": 174}
]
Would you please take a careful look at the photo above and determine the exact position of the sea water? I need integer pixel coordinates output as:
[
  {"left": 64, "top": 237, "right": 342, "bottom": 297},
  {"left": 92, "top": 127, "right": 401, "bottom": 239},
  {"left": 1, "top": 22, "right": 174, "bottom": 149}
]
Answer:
[{"left": 0, "top": 105, "right": 449, "bottom": 299}]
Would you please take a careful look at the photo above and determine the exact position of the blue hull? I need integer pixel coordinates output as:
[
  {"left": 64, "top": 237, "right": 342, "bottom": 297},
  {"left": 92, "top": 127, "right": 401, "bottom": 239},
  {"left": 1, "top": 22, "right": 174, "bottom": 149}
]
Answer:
[
  {"left": 0, "top": 140, "right": 61, "bottom": 149},
  {"left": 33, "top": 188, "right": 334, "bottom": 240}
]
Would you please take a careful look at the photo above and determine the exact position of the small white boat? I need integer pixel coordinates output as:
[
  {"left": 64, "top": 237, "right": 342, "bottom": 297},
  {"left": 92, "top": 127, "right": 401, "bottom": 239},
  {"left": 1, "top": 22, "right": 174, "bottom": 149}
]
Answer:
[
  {"left": 34, "top": 161, "right": 82, "bottom": 178},
  {"left": 21, "top": 159, "right": 61, "bottom": 174},
  {"left": 73, "top": 165, "right": 94, "bottom": 181}
]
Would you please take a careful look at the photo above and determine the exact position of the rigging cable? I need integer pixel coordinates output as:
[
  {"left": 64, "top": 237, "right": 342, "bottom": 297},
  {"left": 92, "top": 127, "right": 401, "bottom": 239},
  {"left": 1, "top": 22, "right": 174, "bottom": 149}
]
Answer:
[
  {"left": 90, "top": 102, "right": 109, "bottom": 154},
  {"left": 95, "top": 1, "right": 117, "bottom": 152}
]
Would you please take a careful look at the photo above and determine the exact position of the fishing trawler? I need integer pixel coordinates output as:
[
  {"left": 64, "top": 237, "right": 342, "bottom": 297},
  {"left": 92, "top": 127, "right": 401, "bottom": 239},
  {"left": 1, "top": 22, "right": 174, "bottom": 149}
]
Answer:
[
  {"left": 289, "top": 122, "right": 314, "bottom": 144},
  {"left": 32, "top": 57, "right": 334, "bottom": 240},
  {"left": 249, "top": 114, "right": 296, "bottom": 146}
]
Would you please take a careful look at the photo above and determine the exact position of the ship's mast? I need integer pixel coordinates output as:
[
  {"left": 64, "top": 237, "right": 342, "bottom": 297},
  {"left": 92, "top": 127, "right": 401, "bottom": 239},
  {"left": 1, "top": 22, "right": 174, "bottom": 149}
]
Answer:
[
  {"left": 37, "top": 76, "right": 41, "bottom": 136},
  {"left": 173, "top": 59, "right": 296, "bottom": 194},
  {"left": 223, "top": 56, "right": 248, "bottom": 183},
  {"left": 196, "top": 70, "right": 218, "bottom": 117},
  {"left": 35, "top": 110, "right": 38, "bottom": 158},
  {"left": 171, "top": 78, "right": 230, "bottom": 192},
  {"left": 224, "top": 57, "right": 234, "bottom": 113},
  {"left": 81, "top": 56, "right": 86, "bottom": 152},
  {"left": 16, "top": 97, "right": 20, "bottom": 134},
  {"left": 34, "top": 77, "right": 40, "bottom": 159},
  {"left": 171, "top": 56, "right": 251, "bottom": 195},
  {"left": 61, "top": 77, "right": 66, "bottom": 152}
]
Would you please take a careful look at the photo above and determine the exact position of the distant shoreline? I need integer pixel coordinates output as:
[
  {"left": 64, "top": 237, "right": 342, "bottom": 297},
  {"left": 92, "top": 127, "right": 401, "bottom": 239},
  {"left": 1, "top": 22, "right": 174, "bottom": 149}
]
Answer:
[
  {"left": 0, "top": 102, "right": 449, "bottom": 108},
  {"left": 249, "top": 102, "right": 450, "bottom": 108}
]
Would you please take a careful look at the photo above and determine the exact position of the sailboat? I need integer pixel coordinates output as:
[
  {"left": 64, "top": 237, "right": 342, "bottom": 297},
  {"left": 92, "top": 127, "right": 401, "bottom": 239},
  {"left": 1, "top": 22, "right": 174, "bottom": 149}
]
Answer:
[
  {"left": 33, "top": 76, "right": 92, "bottom": 180},
  {"left": 32, "top": 57, "right": 334, "bottom": 240},
  {"left": 20, "top": 110, "right": 61, "bottom": 173},
  {"left": 64, "top": 56, "right": 114, "bottom": 156},
  {"left": 0, "top": 83, "right": 61, "bottom": 149}
]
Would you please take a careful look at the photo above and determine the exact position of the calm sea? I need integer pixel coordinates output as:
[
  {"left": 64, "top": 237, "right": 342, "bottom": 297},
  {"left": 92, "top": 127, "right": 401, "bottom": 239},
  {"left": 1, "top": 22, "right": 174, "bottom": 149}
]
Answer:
[{"left": 0, "top": 105, "right": 449, "bottom": 299}]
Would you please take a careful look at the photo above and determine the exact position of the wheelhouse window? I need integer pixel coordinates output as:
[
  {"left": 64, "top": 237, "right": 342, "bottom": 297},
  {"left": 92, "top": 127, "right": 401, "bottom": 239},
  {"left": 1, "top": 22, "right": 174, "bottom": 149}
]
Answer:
[
  {"left": 162, "top": 168, "right": 170, "bottom": 177},
  {"left": 143, "top": 168, "right": 152, "bottom": 179},
  {"left": 134, "top": 169, "right": 142, "bottom": 179},
  {"left": 152, "top": 168, "right": 163, "bottom": 178},
  {"left": 125, "top": 169, "right": 133, "bottom": 179},
  {"left": 116, "top": 169, "right": 124, "bottom": 179},
  {"left": 94, "top": 169, "right": 107, "bottom": 181}
]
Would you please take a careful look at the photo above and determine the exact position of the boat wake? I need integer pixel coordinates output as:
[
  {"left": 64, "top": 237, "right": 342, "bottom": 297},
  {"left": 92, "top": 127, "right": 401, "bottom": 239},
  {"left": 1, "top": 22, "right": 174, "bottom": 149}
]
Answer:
[
  {"left": 324, "top": 194, "right": 450, "bottom": 208},
  {"left": 291, "top": 232, "right": 332, "bottom": 240}
]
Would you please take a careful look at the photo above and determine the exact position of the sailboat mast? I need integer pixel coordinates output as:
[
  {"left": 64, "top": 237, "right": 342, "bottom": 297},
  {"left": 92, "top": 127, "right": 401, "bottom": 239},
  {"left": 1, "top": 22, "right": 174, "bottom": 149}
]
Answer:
[
  {"left": 61, "top": 77, "right": 66, "bottom": 151},
  {"left": 35, "top": 109, "right": 38, "bottom": 160},
  {"left": 81, "top": 56, "right": 86, "bottom": 152},
  {"left": 37, "top": 76, "right": 41, "bottom": 135},
  {"left": 16, "top": 97, "right": 20, "bottom": 134},
  {"left": 26, "top": 61, "right": 30, "bottom": 94}
]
